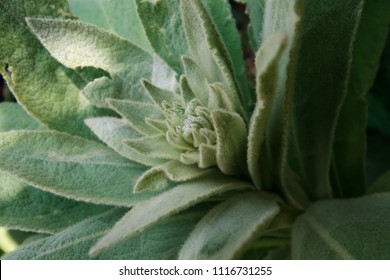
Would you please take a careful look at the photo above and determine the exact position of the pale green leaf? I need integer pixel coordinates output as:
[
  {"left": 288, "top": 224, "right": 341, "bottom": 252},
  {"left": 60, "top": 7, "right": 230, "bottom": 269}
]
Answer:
[
  {"left": 247, "top": 33, "right": 286, "bottom": 189},
  {"left": 0, "top": 102, "right": 44, "bottom": 132},
  {"left": 179, "top": 193, "right": 279, "bottom": 259},
  {"left": 124, "top": 135, "right": 181, "bottom": 161},
  {"left": 151, "top": 55, "right": 179, "bottom": 92},
  {"left": 0, "top": 130, "right": 161, "bottom": 207},
  {"left": 108, "top": 99, "right": 164, "bottom": 136},
  {"left": 200, "top": 0, "right": 252, "bottom": 111},
  {"left": 263, "top": 0, "right": 299, "bottom": 198},
  {"left": 68, "top": 0, "right": 152, "bottom": 52},
  {"left": 179, "top": 75, "right": 196, "bottom": 104},
  {"left": 3, "top": 209, "right": 202, "bottom": 260},
  {"left": 198, "top": 144, "right": 217, "bottom": 168},
  {"left": 144, "top": 118, "right": 167, "bottom": 134},
  {"left": 208, "top": 83, "right": 235, "bottom": 111},
  {"left": 89, "top": 175, "right": 252, "bottom": 256},
  {"left": 0, "top": 0, "right": 105, "bottom": 139},
  {"left": 182, "top": 56, "right": 210, "bottom": 106},
  {"left": 81, "top": 76, "right": 121, "bottom": 108},
  {"left": 84, "top": 117, "right": 164, "bottom": 166},
  {"left": 212, "top": 109, "right": 247, "bottom": 176},
  {"left": 136, "top": 0, "right": 189, "bottom": 73},
  {"left": 292, "top": 194, "right": 390, "bottom": 259},
  {"left": 134, "top": 160, "right": 215, "bottom": 192},
  {"left": 27, "top": 18, "right": 153, "bottom": 103},
  {"left": 181, "top": 0, "right": 245, "bottom": 118},
  {"left": 0, "top": 173, "right": 109, "bottom": 234},
  {"left": 141, "top": 79, "right": 182, "bottom": 108},
  {"left": 331, "top": 0, "right": 390, "bottom": 198}
]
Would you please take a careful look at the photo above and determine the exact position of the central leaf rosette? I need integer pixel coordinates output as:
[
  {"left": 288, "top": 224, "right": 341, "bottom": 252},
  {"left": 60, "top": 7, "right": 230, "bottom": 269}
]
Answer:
[
  {"left": 164, "top": 99, "right": 217, "bottom": 151},
  {"left": 104, "top": 56, "right": 248, "bottom": 193}
]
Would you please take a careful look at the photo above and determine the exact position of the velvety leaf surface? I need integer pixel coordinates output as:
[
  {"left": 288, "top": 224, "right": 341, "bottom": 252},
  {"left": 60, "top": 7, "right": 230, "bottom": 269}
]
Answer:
[
  {"left": 200, "top": 0, "right": 252, "bottom": 109},
  {"left": 90, "top": 175, "right": 252, "bottom": 256},
  {"left": 0, "top": 130, "right": 160, "bottom": 207},
  {"left": 3, "top": 209, "right": 202, "bottom": 260},
  {"left": 288, "top": 0, "right": 366, "bottom": 200},
  {"left": 179, "top": 193, "right": 279, "bottom": 259},
  {"left": 292, "top": 194, "right": 390, "bottom": 259},
  {"left": 136, "top": 0, "right": 188, "bottom": 73},
  {"left": 0, "top": 173, "right": 110, "bottom": 234},
  {"left": 212, "top": 109, "right": 247, "bottom": 176},
  {"left": 331, "top": 0, "right": 390, "bottom": 198},
  {"left": 85, "top": 117, "right": 163, "bottom": 166},
  {"left": 264, "top": 0, "right": 367, "bottom": 200},
  {"left": 247, "top": 33, "right": 286, "bottom": 189},
  {"left": 68, "top": 0, "right": 152, "bottom": 52},
  {"left": 181, "top": 0, "right": 245, "bottom": 118},
  {"left": 27, "top": 18, "right": 153, "bottom": 103},
  {"left": 262, "top": 0, "right": 301, "bottom": 203},
  {"left": 0, "top": 102, "right": 45, "bottom": 131},
  {"left": 108, "top": 99, "right": 164, "bottom": 136},
  {"left": 0, "top": 0, "right": 105, "bottom": 139}
]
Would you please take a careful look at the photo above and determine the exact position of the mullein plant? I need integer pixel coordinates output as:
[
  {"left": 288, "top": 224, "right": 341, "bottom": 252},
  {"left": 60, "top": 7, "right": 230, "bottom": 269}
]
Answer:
[{"left": 0, "top": 0, "right": 389, "bottom": 259}]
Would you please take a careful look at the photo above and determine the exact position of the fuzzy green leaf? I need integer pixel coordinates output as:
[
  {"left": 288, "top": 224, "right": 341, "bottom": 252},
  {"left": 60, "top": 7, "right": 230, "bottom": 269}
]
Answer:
[
  {"left": 212, "top": 109, "right": 247, "bottom": 176},
  {"left": 292, "top": 194, "right": 390, "bottom": 259},
  {"left": 108, "top": 99, "right": 164, "bottom": 136},
  {"left": 181, "top": 0, "right": 245, "bottom": 118},
  {"left": 260, "top": 0, "right": 301, "bottom": 202},
  {"left": 3, "top": 209, "right": 202, "bottom": 260},
  {"left": 84, "top": 117, "right": 163, "bottom": 166},
  {"left": 0, "top": 103, "right": 45, "bottom": 132},
  {"left": 247, "top": 33, "right": 286, "bottom": 189},
  {"left": 0, "top": 173, "right": 110, "bottom": 234},
  {"left": 292, "top": 194, "right": 390, "bottom": 260},
  {"left": 182, "top": 56, "right": 210, "bottom": 106},
  {"left": 151, "top": 55, "right": 179, "bottom": 92},
  {"left": 0, "top": 0, "right": 105, "bottom": 139},
  {"left": 26, "top": 18, "right": 153, "bottom": 103},
  {"left": 136, "top": 0, "right": 189, "bottom": 73},
  {"left": 331, "top": 0, "right": 390, "bottom": 198},
  {"left": 264, "top": 0, "right": 367, "bottom": 200},
  {"left": 0, "top": 130, "right": 160, "bottom": 207},
  {"left": 208, "top": 83, "right": 235, "bottom": 111},
  {"left": 179, "top": 193, "right": 279, "bottom": 259},
  {"left": 201, "top": 0, "right": 252, "bottom": 110},
  {"left": 287, "top": 0, "right": 365, "bottom": 199},
  {"left": 68, "top": 0, "right": 152, "bottom": 52},
  {"left": 124, "top": 135, "right": 181, "bottom": 161},
  {"left": 141, "top": 79, "right": 182, "bottom": 108},
  {"left": 134, "top": 161, "right": 215, "bottom": 192},
  {"left": 89, "top": 175, "right": 251, "bottom": 256}
]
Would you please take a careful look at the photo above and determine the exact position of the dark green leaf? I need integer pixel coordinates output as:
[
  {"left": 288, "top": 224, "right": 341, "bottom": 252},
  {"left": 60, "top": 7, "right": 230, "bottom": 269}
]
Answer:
[
  {"left": 179, "top": 193, "right": 279, "bottom": 259},
  {"left": 292, "top": 194, "right": 390, "bottom": 259},
  {"left": 331, "top": 0, "right": 390, "bottom": 198}
]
